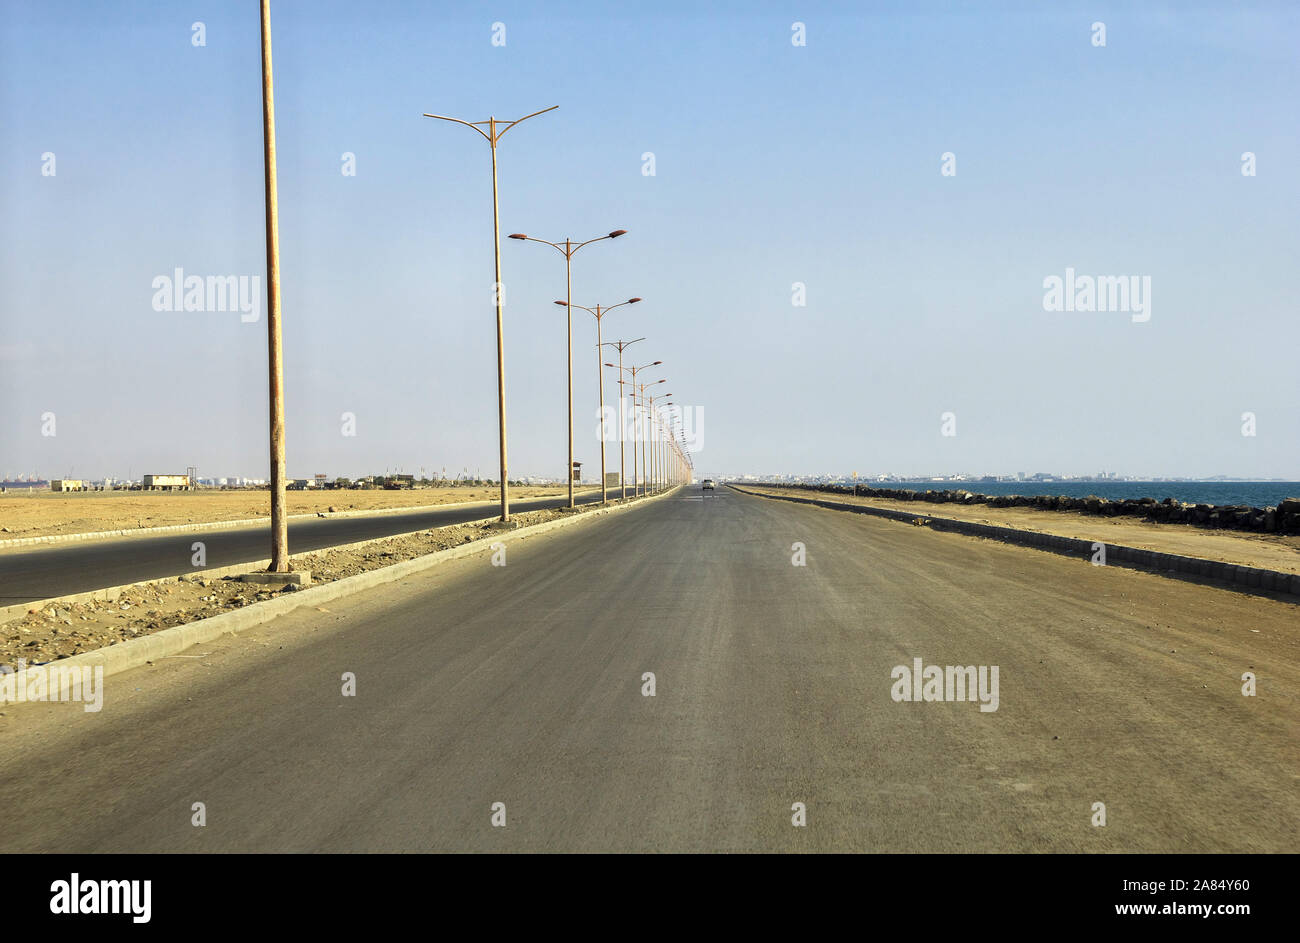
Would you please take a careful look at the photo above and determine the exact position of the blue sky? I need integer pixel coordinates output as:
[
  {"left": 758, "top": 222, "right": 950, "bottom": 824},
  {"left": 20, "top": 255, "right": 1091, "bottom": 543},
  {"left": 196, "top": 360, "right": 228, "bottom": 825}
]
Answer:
[{"left": 2, "top": 1, "right": 1297, "bottom": 481}]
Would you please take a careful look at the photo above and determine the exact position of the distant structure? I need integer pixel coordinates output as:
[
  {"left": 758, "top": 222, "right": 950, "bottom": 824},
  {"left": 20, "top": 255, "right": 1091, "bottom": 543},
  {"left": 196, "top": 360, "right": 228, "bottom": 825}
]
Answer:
[
  {"left": 50, "top": 479, "right": 86, "bottom": 492},
  {"left": 142, "top": 474, "right": 192, "bottom": 491}
]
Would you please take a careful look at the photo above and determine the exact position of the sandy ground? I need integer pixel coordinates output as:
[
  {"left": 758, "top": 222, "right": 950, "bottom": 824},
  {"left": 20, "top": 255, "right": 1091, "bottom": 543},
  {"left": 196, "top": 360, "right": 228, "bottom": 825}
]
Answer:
[
  {"left": 0, "top": 500, "right": 615, "bottom": 667},
  {"left": 0, "top": 485, "right": 595, "bottom": 539},
  {"left": 744, "top": 485, "right": 1300, "bottom": 574}
]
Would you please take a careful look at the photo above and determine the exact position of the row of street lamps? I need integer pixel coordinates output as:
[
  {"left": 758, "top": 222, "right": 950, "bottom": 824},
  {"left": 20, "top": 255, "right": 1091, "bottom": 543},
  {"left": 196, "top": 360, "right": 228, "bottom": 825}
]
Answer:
[
  {"left": 255, "top": 1, "right": 691, "bottom": 576},
  {"left": 422, "top": 106, "right": 693, "bottom": 522}
]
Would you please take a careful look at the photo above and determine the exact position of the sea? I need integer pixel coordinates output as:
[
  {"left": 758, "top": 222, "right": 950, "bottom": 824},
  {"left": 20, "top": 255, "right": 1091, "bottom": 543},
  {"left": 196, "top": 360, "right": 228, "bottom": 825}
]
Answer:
[{"left": 836, "top": 481, "right": 1300, "bottom": 508}]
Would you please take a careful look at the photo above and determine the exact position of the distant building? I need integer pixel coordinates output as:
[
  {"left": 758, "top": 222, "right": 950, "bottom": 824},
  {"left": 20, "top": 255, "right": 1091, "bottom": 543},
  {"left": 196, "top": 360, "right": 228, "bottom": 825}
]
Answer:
[
  {"left": 50, "top": 479, "right": 86, "bottom": 492},
  {"left": 142, "top": 474, "right": 192, "bottom": 491}
]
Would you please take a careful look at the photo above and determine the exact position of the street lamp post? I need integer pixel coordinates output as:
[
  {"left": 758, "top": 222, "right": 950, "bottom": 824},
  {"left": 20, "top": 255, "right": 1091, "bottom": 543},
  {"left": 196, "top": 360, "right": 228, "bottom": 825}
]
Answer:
[
  {"left": 258, "top": 0, "right": 290, "bottom": 574},
  {"left": 646, "top": 391, "right": 672, "bottom": 492},
  {"left": 606, "top": 359, "right": 661, "bottom": 497},
  {"left": 508, "top": 231, "right": 627, "bottom": 507},
  {"left": 423, "top": 104, "right": 557, "bottom": 523},
  {"left": 633, "top": 377, "right": 666, "bottom": 496},
  {"left": 600, "top": 338, "right": 644, "bottom": 500},
  {"left": 559, "top": 298, "right": 640, "bottom": 503}
]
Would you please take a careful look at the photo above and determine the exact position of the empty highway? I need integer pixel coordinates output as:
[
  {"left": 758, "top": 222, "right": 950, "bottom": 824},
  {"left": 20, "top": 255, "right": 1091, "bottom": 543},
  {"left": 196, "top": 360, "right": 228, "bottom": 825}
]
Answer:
[
  {"left": 0, "top": 489, "right": 614, "bottom": 605},
  {"left": 1, "top": 486, "right": 1295, "bottom": 852}
]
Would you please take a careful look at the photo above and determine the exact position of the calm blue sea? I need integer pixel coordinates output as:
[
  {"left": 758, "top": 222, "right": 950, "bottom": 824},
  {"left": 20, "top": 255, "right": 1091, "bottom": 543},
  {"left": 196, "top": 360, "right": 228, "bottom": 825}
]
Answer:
[{"left": 840, "top": 481, "right": 1300, "bottom": 507}]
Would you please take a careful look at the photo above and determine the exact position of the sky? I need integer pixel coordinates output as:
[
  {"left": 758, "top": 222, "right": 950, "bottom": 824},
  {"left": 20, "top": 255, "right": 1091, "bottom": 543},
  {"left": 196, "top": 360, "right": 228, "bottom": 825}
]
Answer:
[{"left": 2, "top": 0, "right": 1297, "bottom": 482}]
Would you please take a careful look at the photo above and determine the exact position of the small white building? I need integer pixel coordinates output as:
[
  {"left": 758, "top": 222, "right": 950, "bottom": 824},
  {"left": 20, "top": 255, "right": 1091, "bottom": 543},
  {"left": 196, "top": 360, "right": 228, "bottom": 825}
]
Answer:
[
  {"left": 142, "top": 474, "right": 192, "bottom": 491},
  {"left": 51, "top": 479, "right": 86, "bottom": 492}
]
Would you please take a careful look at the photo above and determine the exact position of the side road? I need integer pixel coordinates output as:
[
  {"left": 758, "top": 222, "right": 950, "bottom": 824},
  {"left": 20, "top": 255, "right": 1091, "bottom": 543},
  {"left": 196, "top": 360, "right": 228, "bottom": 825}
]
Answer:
[{"left": 0, "top": 488, "right": 615, "bottom": 605}]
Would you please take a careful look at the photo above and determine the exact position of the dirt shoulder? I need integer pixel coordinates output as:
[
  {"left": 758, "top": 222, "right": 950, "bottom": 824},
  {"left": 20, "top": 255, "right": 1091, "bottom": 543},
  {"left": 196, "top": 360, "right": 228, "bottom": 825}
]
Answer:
[
  {"left": 742, "top": 485, "right": 1300, "bottom": 574},
  {"left": 0, "top": 485, "right": 596, "bottom": 540}
]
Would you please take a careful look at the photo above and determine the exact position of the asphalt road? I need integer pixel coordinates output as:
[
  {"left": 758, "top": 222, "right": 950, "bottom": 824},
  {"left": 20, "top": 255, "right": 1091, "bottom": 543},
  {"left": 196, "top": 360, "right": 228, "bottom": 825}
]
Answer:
[
  {"left": 0, "top": 489, "right": 614, "bottom": 605},
  {"left": 1, "top": 486, "right": 1296, "bottom": 852}
]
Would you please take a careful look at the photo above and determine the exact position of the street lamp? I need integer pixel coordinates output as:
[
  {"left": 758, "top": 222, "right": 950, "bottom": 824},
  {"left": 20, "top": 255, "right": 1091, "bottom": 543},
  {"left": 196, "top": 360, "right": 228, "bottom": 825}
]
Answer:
[
  {"left": 558, "top": 298, "right": 640, "bottom": 503},
  {"left": 632, "top": 377, "right": 666, "bottom": 496},
  {"left": 508, "top": 230, "right": 627, "bottom": 507},
  {"left": 423, "top": 104, "right": 557, "bottom": 522},
  {"left": 646, "top": 391, "right": 672, "bottom": 491},
  {"left": 606, "top": 359, "right": 661, "bottom": 496},
  {"left": 599, "top": 338, "right": 644, "bottom": 500}
]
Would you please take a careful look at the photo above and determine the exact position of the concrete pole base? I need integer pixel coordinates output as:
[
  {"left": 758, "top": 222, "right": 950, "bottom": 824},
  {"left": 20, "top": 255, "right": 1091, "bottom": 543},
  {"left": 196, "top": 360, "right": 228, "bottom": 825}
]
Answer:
[{"left": 241, "top": 571, "right": 312, "bottom": 587}]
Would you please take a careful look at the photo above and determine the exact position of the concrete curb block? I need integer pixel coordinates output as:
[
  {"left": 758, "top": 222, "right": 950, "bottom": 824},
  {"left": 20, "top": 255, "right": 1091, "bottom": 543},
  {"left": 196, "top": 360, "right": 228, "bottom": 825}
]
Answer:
[
  {"left": 3, "top": 487, "right": 679, "bottom": 696},
  {"left": 730, "top": 485, "right": 1300, "bottom": 602},
  {"left": 0, "top": 491, "right": 593, "bottom": 550}
]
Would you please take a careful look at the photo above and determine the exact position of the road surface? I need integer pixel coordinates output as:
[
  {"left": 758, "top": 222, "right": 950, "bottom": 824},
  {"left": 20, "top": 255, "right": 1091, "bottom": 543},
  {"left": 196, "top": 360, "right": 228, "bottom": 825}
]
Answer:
[
  {"left": 0, "top": 489, "right": 616, "bottom": 605},
  {"left": 1, "top": 486, "right": 1296, "bottom": 852}
]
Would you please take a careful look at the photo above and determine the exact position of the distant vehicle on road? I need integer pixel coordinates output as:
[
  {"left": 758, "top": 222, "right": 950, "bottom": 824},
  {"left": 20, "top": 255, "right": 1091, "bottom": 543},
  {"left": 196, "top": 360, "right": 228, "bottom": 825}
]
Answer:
[{"left": 702, "top": 479, "right": 715, "bottom": 490}]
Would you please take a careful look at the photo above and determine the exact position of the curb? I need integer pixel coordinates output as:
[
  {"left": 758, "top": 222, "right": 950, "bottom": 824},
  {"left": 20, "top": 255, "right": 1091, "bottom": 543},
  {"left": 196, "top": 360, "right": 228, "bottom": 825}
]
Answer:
[
  {"left": 730, "top": 485, "right": 1300, "bottom": 602},
  {"left": 0, "top": 490, "right": 595, "bottom": 550},
  {"left": 3, "top": 487, "right": 680, "bottom": 698}
]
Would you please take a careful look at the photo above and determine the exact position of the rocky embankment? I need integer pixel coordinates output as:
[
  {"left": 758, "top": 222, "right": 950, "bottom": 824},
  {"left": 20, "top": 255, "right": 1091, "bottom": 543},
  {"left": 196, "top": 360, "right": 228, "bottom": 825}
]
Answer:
[{"left": 772, "top": 484, "right": 1300, "bottom": 534}]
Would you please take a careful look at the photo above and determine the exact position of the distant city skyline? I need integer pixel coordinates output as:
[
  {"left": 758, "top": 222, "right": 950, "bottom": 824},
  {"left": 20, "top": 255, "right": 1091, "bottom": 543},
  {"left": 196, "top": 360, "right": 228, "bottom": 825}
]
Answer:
[{"left": 4, "top": 468, "right": 1297, "bottom": 487}]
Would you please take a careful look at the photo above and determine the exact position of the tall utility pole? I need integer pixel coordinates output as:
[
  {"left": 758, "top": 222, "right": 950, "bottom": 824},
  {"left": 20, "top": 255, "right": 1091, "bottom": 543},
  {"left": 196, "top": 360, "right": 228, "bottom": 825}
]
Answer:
[
  {"left": 508, "top": 232, "right": 628, "bottom": 507},
  {"left": 260, "top": 0, "right": 288, "bottom": 572},
  {"left": 423, "top": 105, "right": 557, "bottom": 522}
]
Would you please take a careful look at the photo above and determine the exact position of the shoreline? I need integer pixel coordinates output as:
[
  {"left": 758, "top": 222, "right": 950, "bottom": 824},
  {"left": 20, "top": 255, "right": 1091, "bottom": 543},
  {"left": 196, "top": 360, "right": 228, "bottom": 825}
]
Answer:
[{"left": 741, "top": 484, "right": 1300, "bottom": 575}]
